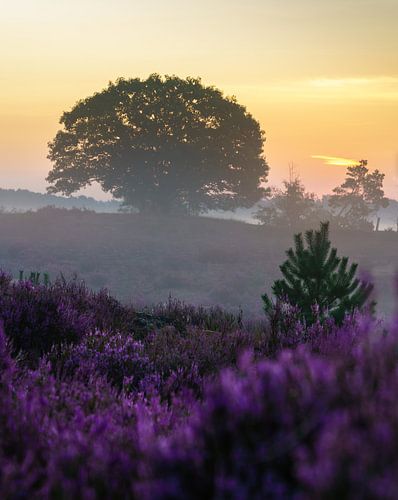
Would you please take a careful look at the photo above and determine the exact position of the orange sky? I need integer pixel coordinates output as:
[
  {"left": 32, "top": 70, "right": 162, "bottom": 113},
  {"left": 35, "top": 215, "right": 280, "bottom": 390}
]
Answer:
[{"left": 1, "top": 0, "right": 397, "bottom": 199}]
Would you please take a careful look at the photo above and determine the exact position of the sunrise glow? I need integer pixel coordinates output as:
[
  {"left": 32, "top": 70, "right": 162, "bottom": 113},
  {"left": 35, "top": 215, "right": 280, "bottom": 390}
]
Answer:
[{"left": 1, "top": 0, "right": 397, "bottom": 197}]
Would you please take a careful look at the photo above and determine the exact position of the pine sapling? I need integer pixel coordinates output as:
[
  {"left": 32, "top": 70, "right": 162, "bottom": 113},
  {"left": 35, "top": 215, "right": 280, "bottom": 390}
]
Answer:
[{"left": 263, "top": 222, "right": 374, "bottom": 324}]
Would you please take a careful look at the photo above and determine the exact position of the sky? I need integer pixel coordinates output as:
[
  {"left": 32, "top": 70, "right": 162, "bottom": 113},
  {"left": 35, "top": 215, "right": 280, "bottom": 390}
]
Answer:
[{"left": 1, "top": 0, "right": 397, "bottom": 200}]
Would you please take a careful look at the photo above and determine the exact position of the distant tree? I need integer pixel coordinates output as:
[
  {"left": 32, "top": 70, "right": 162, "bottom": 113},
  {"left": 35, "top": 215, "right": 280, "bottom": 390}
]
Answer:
[
  {"left": 263, "top": 222, "right": 374, "bottom": 324},
  {"left": 47, "top": 74, "right": 269, "bottom": 215},
  {"left": 328, "top": 160, "right": 388, "bottom": 230},
  {"left": 255, "top": 175, "right": 328, "bottom": 228}
]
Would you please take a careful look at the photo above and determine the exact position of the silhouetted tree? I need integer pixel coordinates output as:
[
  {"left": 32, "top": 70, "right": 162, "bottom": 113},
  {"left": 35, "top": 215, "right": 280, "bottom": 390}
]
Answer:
[
  {"left": 328, "top": 160, "right": 388, "bottom": 230},
  {"left": 47, "top": 74, "right": 269, "bottom": 215},
  {"left": 255, "top": 176, "right": 329, "bottom": 228},
  {"left": 263, "top": 222, "right": 374, "bottom": 324}
]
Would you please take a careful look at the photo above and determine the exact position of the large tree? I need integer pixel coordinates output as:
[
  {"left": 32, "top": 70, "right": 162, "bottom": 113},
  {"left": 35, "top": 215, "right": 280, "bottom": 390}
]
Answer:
[
  {"left": 47, "top": 74, "right": 269, "bottom": 214},
  {"left": 328, "top": 160, "right": 388, "bottom": 230}
]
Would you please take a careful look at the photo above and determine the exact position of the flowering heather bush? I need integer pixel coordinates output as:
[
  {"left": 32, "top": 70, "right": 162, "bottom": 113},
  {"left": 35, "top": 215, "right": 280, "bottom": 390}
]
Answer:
[
  {"left": 57, "top": 329, "right": 152, "bottom": 390},
  {"left": 149, "top": 297, "right": 244, "bottom": 334},
  {"left": 0, "top": 272, "right": 191, "bottom": 360},
  {"left": 1, "top": 272, "right": 398, "bottom": 498},
  {"left": 49, "top": 277, "right": 136, "bottom": 334},
  {"left": 145, "top": 326, "right": 258, "bottom": 377},
  {"left": 145, "top": 317, "right": 398, "bottom": 499},
  {"left": 0, "top": 273, "right": 90, "bottom": 359},
  {"left": 265, "top": 298, "right": 364, "bottom": 357}
]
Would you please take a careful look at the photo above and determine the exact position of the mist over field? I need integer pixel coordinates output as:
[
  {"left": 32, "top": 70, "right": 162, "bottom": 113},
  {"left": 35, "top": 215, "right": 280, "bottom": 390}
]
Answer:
[{"left": 0, "top": 207, "right": 397, "bottom": 318}]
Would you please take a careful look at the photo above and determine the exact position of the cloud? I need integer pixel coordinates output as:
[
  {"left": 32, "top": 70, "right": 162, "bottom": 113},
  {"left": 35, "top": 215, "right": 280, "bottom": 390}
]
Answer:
[{"left": 311, "top": 155, "right": 359, "bottom": 166}]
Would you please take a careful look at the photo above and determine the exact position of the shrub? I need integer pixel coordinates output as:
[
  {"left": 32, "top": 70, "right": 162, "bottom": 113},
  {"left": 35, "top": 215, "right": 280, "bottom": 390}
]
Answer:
[
  {"left": 263, "top": 222, "right": 374, "bottom": 324},
  {"left": 149, "top": 297, "right": 243, "bottom": 335},
  {"left": 57, "top": 329, "right": 152, "bottom": 390},
  {"left": 0, "top": 278, "right": 90, "bottom": 359},
  {"left": 147, "top": 318, "right": 398, "bottom": 499},
  {"left": 0, "top": 273, "right": 170, "bottom": 358}
]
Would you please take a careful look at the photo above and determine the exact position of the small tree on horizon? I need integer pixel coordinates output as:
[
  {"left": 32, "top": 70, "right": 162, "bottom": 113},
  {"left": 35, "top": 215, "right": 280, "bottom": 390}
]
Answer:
[
  {"left": 255, "top": 176, "right": 317, "bottom": 228},
  {"left": 328, "top": 160, "right": 388, "bottom": 230},
  {"left": 255, "top": 174, "right": 332, "bottom": 229},
  {"left": 47, "top": 74, "right": 269, "bottom": 215},
  {"left": 263, "top": 222, "right": 374, "bottom": 324}
]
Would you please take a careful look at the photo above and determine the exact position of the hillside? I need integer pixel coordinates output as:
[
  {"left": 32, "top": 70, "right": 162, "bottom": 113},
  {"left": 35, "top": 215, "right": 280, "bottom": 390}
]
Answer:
[
  {"left": 0, "top": 188, "right": 121, "bottom": 212},
  {"left": 0, "top": 209, "right": 396, "bottom": 317}
]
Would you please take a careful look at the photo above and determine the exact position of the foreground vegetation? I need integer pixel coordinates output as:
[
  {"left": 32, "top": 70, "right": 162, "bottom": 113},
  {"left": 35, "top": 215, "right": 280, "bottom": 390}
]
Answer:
[{"left": 0, "top": 271, "right": 398, "bottom": 497}]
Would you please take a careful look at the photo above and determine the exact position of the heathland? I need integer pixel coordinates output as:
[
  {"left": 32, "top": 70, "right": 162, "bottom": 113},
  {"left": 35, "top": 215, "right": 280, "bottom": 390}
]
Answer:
[{"left": 0, "top": 208, "right": 396, "bottom": 317}]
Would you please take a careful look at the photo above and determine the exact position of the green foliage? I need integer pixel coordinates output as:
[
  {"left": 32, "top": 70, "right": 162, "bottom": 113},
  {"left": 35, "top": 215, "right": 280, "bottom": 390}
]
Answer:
[
  {"left": 47, "top": 74, "right": 269, "bottom": 215},
  {"left": 263, "top": 222, "right": 374, "bottom": 324},
  {"left": 19, "top": 270, "right": 50, "bottom": 286},
  {"left": 329, "top": 160, "right": 388, "bottom": 230}
]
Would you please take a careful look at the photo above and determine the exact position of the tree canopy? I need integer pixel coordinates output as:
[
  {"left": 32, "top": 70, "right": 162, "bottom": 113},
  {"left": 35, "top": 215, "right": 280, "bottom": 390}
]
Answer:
[
  {"left": 47, "top": 74, "right": 269, "bottom": 214},
  {"left": 328, "top": 160, "right": 388, "bottom": 230}
]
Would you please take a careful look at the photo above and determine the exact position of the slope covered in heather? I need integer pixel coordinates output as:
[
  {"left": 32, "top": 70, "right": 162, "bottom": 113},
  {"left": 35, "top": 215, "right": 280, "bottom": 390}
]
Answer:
[{"left": 1, "top": 272, "right": 398, "bottom": 497}]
